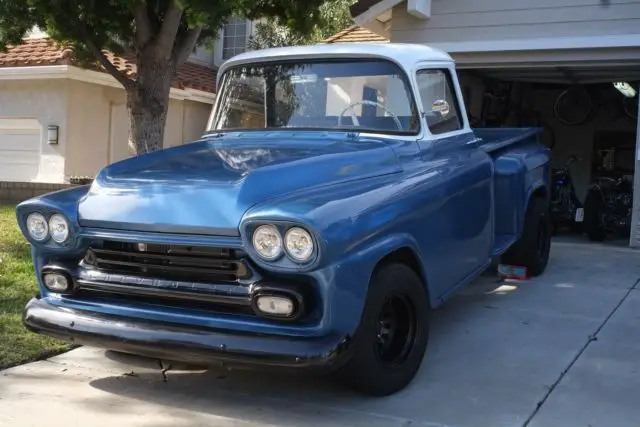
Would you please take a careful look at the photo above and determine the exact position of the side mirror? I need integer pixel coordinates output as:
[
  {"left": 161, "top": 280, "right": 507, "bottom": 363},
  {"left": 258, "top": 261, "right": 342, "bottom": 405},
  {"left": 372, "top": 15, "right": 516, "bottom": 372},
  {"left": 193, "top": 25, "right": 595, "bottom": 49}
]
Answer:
[{"left": 432, "top": 99, "right": 450, "bottom": 118}]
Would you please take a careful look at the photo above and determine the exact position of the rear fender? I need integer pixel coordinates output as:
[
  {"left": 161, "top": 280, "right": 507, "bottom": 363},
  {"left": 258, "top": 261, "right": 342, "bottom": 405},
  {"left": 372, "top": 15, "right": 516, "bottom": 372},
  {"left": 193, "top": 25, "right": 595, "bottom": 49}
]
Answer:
[{"left": 494, "top": 145, "right": 550, "bottom": 236}]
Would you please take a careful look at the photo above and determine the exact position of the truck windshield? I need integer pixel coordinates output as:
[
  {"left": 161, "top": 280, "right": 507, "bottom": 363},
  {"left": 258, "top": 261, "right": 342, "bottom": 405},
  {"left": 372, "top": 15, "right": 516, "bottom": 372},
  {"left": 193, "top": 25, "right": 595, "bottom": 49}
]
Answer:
[{"left": 208, "top": 59, "right": 420, "bottom": 135}]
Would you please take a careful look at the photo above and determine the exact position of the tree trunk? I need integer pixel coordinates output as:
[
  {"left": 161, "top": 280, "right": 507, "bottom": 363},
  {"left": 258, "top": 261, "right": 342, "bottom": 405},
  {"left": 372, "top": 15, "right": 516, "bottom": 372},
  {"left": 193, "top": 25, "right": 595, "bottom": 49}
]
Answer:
[{"left": 125, "top": 57, "right": 173, "bottom": 156}]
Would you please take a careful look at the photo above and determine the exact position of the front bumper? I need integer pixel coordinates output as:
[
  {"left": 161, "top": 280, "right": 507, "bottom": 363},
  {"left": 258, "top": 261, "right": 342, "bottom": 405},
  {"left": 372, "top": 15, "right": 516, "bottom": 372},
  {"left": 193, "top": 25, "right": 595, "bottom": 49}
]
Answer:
[{"left": 23, "top": 298, "right": 351, "bottom": 370}]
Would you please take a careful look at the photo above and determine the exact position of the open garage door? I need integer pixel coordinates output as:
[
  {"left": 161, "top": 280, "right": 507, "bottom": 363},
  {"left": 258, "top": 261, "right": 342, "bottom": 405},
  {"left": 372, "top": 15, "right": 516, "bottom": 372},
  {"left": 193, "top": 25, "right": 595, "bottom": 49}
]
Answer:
[
  {"left": 0, "top": 118, "right": 41, "bottom": 182},
  {"left": 456, "top": 64, "right": 639, "bottom": 247}
]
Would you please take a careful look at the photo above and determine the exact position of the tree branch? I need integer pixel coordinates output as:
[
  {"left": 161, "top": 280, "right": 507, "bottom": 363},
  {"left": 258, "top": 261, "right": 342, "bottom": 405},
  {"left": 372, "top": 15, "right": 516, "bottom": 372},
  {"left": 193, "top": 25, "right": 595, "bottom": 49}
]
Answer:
[
  {"left": 88, "top": 40, "right": 135, "bottom": 89},
  {"left": 172, "top": 27, "right": 203, "bottom": 70},
  {"left": 134, "top": 3, "right": 153, "bottom": 48},
  {"left": 79, "top": 25, "right": 134, "bottom": 90},
  {"left": 156, "top": 1, "right": 184, "bottom": 57}
]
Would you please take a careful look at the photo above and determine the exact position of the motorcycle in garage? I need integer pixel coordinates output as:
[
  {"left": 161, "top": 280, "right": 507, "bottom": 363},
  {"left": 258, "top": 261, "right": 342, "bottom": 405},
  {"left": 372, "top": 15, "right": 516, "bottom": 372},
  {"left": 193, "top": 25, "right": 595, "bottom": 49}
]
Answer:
[{"left": 583, "top": 173, "right": 633, "bottom": 241}]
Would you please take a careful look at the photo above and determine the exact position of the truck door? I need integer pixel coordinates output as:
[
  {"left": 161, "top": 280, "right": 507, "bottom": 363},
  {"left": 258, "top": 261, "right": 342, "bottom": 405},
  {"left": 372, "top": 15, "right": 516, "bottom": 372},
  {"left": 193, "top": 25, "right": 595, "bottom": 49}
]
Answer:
[{"left": 415, "top": 68, "right": 494, "bottom": 299}]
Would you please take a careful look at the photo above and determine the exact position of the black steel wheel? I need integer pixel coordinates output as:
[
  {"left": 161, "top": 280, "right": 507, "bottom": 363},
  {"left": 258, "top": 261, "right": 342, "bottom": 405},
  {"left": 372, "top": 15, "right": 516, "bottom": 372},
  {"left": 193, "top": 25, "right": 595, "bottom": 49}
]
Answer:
[
  {"left": 338, "top": 263, "right": 429, "bottom": 396},
  {"left": 374, "top": 295, "right": 416, "bottom": 368}
]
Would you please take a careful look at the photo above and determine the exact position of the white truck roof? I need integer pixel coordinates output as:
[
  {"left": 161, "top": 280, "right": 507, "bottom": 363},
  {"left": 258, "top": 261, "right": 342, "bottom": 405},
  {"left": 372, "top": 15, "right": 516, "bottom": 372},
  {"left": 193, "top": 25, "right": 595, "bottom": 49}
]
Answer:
[{"left": 217, "top": 43, "right": 454, "bottom": 87}]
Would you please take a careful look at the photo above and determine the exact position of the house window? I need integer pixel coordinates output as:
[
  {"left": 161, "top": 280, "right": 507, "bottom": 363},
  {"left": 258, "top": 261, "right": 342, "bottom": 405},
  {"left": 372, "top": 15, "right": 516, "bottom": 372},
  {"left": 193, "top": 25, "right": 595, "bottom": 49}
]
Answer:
[{"left": 222, "top": 17, "right": 248, "bottom": 60}]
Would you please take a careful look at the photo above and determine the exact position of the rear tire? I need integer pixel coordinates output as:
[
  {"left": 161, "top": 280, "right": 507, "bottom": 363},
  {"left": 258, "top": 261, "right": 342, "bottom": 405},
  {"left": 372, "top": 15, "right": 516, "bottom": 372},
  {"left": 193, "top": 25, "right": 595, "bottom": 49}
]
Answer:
[
  {"left": 502, "top": 197, "right": 551, "bottom": 277},
  {"left": 339, "top": 263, "right": 429, "bottom": 396},
  {"left": 583, "top": 189, "right": 606, "bottom": 242}
]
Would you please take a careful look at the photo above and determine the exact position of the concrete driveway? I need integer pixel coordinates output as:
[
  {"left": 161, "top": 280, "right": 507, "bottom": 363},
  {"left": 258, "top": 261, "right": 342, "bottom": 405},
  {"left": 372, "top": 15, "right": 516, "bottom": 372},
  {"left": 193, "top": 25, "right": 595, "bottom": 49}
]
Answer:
[{"left": 1, "top": 240, "right": 639, "bottom": 427}]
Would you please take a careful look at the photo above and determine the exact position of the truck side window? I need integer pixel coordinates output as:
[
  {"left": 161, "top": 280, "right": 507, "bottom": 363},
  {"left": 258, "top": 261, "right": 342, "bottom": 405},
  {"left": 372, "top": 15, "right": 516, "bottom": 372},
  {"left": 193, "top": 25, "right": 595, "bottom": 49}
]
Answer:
[{"left": 416, "top": 69, "right": 462, "bottom": 135}]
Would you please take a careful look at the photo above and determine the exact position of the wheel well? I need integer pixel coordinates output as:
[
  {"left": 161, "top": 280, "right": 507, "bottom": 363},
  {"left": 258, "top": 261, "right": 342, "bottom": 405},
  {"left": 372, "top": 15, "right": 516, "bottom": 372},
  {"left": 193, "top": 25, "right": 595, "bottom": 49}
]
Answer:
[{"left": 374, "top": 247, "right": 429, "bottom": 295}]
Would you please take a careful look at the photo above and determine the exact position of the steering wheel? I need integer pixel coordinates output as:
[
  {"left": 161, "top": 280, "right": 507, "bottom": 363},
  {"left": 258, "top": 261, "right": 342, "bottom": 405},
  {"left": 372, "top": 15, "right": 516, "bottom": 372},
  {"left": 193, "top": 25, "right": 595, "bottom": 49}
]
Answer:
[{"left": 337, "top": 100, "right": 403, "bottom": 130}]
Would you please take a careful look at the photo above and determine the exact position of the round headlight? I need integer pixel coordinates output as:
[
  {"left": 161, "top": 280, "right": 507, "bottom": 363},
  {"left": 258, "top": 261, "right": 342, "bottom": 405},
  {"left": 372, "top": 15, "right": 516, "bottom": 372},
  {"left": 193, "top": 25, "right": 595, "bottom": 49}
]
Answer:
[
  {"left": 252, "top": 225, "right": 283, "bottom": 260},
  {"left": 26, "top": 213, "right": 48, "bottom": 241},
  {"left": 48, "top": 214, "right": 70, "bottom": 243},
  {"left": 285, "top": 227, "right": 314, "bottom": 262}
]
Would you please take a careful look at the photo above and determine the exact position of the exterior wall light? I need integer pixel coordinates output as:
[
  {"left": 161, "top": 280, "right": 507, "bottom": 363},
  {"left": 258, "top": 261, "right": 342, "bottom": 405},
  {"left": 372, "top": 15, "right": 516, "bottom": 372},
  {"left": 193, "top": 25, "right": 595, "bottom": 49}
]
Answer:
[
  {"left": 47, "top": 125, "right": 59, "bottom": 145},
  {"left": 613, "top": 82, "right": 637, "bottom": 98}
]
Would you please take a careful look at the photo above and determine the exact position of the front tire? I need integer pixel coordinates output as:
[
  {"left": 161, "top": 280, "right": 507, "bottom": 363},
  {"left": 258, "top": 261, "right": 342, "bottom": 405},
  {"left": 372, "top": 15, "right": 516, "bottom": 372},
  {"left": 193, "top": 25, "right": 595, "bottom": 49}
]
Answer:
[
  {"left": 339, "top": 263, "right": 429, "bottom": 396},
  {"left": 502, "top": 196, "right": 551, "bottom": 276}
]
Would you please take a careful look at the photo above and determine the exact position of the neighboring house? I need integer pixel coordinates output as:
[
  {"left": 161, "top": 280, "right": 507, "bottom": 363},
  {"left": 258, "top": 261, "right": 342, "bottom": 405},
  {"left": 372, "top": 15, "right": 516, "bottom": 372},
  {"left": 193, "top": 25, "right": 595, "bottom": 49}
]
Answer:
[
  {"left": 347, "top": 0, "right": 640, "bottom": 247},
  {"left": 191, "top": 17, "right": 258, "bottom": 67},
  {"left": 0, "top": 21, "right": 257, "bottom": 184}
]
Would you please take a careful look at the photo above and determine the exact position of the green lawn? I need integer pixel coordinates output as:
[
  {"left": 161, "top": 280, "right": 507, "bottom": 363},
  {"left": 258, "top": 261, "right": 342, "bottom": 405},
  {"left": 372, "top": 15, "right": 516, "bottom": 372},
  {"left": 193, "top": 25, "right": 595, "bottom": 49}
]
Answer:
[{"left": 0, "top": 205, "right": 70, "bottom": 369}]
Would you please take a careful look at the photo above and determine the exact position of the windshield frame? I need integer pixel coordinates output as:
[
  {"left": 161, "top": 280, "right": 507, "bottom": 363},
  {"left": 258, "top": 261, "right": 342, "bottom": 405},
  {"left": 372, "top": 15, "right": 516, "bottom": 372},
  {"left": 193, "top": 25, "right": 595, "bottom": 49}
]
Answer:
[{"left": 206, "top": 57, "right": 422, "bottom": 137}]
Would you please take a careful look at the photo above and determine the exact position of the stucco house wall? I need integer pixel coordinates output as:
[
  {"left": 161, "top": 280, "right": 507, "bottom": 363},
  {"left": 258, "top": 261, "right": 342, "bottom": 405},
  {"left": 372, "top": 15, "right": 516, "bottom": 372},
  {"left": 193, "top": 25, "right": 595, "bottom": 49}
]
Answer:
[
  {"left": 65, "top": 81, "right": 113, "bottom": 179},
  {"left": 0, "top": 80, "right": 68, "bottom": 183},
  {"left": 63, "top": 80, "right": 212, "bottom": 179}
]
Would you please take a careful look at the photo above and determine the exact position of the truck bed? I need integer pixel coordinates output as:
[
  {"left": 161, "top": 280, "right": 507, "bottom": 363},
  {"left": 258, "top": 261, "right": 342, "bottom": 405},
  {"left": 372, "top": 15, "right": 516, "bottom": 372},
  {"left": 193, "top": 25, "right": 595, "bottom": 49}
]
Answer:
[{"left": 474, "top": 128, "right": 542, "bottom": 153}]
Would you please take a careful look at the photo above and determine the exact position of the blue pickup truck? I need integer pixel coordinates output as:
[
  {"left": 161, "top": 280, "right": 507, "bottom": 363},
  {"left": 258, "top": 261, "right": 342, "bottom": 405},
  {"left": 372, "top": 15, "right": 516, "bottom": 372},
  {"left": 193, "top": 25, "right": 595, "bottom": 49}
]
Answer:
[{"left": 18, "top": 43, "right": 551, "bottom": 396}]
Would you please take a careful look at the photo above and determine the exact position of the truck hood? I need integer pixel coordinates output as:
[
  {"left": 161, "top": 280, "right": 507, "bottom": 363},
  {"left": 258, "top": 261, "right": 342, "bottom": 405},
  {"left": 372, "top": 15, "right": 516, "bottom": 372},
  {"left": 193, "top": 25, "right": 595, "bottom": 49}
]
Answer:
[{"left": 77, "top": 132, "right": 401, "bottom": 235}]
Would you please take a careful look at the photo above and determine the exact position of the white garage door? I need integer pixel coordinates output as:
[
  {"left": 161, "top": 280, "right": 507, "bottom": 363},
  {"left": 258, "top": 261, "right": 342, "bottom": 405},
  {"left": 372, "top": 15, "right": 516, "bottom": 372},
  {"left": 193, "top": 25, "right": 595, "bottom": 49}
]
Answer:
[{"left": 0, "top": 118, "right": 41, "bottom": 181}]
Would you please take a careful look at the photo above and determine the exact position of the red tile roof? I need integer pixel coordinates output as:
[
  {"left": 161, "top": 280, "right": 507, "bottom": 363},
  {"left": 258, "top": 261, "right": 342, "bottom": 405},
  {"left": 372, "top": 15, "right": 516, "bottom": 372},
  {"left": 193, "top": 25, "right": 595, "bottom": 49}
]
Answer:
[
  {"left": 0, "top": 38, "right": 74, "bottom": 66},
  {"left": 323, "top": 25, "right": 389, "bottom": 44},
  {"left": 0, "top": 38, "right": 217, "bottom": 93}
]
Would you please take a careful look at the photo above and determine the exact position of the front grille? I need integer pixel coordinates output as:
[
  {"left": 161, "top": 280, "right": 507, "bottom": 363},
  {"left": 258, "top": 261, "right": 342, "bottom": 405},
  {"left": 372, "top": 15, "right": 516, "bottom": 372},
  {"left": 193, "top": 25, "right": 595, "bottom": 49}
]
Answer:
[{"left": 83, "top": 241, "right": 252, "bottom": 283}]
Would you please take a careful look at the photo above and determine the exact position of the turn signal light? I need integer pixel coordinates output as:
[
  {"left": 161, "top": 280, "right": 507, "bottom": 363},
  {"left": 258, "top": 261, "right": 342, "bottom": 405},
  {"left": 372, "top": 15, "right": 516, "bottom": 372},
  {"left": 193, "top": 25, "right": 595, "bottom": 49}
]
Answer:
[
  {"left": 255, "top": 295, "right": 295, "bottom": 317},
  {"left": 43, "top": 272, "right": 72, "bottom": 293}
]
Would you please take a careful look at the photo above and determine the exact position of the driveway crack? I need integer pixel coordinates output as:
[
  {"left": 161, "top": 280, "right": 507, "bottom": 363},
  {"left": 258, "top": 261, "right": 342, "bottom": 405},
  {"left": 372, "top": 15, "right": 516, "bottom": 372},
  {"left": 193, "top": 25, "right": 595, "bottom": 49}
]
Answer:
[{"left": 522, "top": 276, "right": 640, "bottom": 426}]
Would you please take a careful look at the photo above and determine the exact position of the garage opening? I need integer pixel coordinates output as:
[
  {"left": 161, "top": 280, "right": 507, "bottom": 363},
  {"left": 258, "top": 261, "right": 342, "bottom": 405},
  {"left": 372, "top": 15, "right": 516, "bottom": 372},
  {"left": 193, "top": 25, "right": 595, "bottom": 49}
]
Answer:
[{"left": 457, "top": 65, "right": 639, "bottom": 247}]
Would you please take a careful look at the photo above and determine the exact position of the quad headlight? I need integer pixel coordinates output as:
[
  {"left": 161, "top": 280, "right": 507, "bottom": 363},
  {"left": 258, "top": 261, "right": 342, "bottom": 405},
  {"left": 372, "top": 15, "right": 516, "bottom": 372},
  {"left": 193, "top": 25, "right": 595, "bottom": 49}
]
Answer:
[
  {"left": 284, "top": 227, "right": 314, "bottom": 262},
  {"left": 251, "top": 224, "right": 315, "bottom": 263},
  {"left": 25, "top": 212, "right": 71, "bottom": 244},
  {"left": 252, "top": 224, "right": 283, "bottom": 260},
  {"left": 26, "top": 213, "right": 49, "bottom": 241},
  {"left": 48, "top": 214, "right": 70, "bottom": 243}
]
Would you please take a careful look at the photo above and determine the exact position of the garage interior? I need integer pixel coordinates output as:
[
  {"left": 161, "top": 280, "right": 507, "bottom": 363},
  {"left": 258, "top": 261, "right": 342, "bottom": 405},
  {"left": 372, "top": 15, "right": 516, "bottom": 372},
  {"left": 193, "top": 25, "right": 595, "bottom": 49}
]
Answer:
[{"left": 458, "top": 65, "right": 639, "bottom": 246}]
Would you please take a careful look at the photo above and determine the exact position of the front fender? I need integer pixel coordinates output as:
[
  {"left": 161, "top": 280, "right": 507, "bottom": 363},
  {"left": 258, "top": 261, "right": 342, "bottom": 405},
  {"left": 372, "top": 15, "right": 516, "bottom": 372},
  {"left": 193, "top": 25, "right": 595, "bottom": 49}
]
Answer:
[
  {"left": 311, "top": 231, "right": 430, "bottom": 338},
  {"left": 342, "top": 231, "right": 431, "bottom": 301},
  {"left": 15, "top": 185, "right": 90, "bottom": 255}
]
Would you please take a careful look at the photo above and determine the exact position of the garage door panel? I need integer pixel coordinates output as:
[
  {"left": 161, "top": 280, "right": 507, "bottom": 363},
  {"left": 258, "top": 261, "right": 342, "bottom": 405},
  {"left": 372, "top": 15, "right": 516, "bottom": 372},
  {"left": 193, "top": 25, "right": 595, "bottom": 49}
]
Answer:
[
  {"left": 0, "top": 119, "right": 41, "bottom": 181},
  {"left": 0, "top": 150, "right": 41, "bottom": 164},
  {"left": 0, "top": 131, "right": 41, "bottom": 151},
  {"left": 0, "top": 164, "right": 39, "bottom": 181}
]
